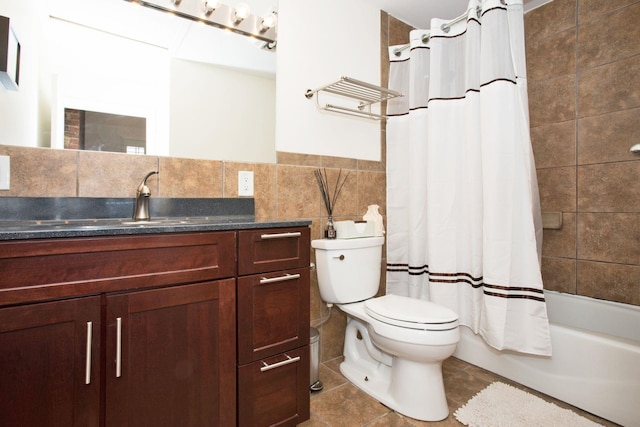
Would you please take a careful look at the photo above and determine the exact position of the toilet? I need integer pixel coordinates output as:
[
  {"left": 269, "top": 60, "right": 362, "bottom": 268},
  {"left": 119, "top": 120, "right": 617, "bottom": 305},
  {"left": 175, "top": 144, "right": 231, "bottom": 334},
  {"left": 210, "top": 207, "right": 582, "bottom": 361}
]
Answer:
[{"left": 312, "top": 236, "right": 460, "bottom": 421}]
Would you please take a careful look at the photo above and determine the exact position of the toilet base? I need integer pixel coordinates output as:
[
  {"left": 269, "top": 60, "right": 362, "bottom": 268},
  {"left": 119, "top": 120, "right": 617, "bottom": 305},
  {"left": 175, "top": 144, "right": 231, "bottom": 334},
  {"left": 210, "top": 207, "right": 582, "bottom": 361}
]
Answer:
[
  {"left": 339, "top": 317, "right": 451, "bottom": 422},
  {"left": 340, "top": 356, "right": 449, "bottom": 422}
]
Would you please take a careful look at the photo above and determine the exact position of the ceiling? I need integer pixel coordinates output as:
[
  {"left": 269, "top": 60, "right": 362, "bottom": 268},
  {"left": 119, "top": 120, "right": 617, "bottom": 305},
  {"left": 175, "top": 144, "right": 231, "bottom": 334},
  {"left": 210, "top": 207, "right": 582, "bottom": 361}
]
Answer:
[{"left": 369, "top": 0, "right": 552, "bottom": 29}]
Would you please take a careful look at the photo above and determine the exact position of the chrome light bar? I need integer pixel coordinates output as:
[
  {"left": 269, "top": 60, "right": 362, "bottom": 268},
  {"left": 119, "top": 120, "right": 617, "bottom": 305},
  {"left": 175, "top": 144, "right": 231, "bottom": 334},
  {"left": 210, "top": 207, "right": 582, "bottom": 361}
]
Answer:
[{"left": 125, "top": 0, "right": 277, "bottom": 45}]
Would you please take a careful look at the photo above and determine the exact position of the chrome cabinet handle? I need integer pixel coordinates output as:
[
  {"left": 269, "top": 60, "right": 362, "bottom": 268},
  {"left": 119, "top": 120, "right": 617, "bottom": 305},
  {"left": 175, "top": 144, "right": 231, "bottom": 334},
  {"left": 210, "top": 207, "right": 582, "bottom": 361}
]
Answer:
[
  {"left": 116, "top": 317, "right": 122, "bottom": 378},
  {"left": 85, "top": 321, "right": 92, "bottom": 385},
  {"left": 259, "top": 273, "right": 301, "bottom": 284},
  {"left": 260, "top": 354, "right": 301, "bottom": 372},
  {"left": 260, "top": 232, "right": 301, "bottom": 240}
]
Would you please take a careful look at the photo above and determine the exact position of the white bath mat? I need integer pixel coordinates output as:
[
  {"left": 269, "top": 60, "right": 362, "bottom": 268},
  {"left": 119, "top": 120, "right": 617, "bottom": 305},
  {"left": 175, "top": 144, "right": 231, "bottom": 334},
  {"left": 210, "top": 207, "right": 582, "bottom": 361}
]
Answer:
[{"left": 454, "top": 382, "right": 602, "bottom": 427}]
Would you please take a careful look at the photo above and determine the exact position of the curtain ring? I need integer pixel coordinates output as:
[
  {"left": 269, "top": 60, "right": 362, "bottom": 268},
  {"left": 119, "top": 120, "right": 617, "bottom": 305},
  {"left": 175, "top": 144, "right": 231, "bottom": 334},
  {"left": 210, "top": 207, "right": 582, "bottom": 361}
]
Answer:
[
  {"left": 500, "top": 0, "right": 507, "bottom": 5},
  {"left": 421, "top": 34, "right": 430, "bottom": 44},
  {"left": 441, "top": 23, "right": 450, "bottom": 33}
]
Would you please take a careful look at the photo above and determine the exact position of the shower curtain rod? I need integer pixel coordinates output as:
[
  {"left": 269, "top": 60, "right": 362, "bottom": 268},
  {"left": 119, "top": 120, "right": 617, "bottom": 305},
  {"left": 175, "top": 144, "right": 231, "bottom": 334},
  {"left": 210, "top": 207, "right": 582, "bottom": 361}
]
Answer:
[{"left": 392, "top": 5, "right": 482, "bottom": 57}]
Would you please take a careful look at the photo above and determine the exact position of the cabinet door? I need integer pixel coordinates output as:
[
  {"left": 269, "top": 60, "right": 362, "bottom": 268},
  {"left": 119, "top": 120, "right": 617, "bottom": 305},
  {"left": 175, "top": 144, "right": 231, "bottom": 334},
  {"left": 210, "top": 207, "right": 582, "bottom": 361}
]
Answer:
[
  {"left": 238, "top": 346, "right": 310, "bottom": 427},
  {"left": 237, "top": 268, "right": 310, "bottom": 364},
  {"left": 105, "top": 279, "right": 236, "bottom": 427},
  {"left": 0, "top": 296, "right": 101, "bottom": 427}
]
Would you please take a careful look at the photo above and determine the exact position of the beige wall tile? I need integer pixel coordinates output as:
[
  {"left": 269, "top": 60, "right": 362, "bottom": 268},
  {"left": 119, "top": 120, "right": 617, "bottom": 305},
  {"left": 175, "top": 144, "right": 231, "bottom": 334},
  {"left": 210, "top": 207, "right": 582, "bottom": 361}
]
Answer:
[
  {"left": 526, "top": 28, "right": 576, "bottom": 83},
  {"left": 537, "top": 167, "right": 577, "bottom": 212},
  {"left": 77, "top": 151, "right": 159, "bottom": 198},
  {"left": 528, "top": 75, "right": 576, "bottom": 127},
  {"left": 578, "top": 55, "right": 640, "bottom": 118},
  {"left": 276, "top": 165, "right": 322, "bottom": 220},
  {"left": 318, "top": 308, "right": 347, "bottom": 362},
  {"left": 0, "top": 146, "right": 77, "bottom": 197},
  {"left": 276, "top": 151, "right": 321, "bottom": 167},
  {"left": 158, "top": 157, "right": 222, "bottom": 198},
  {"left": 525, "top": 0, "right": 576, "bottom": 43},
  {"left": 577, "top": 108, "right": 640, "bottom": 165},
  {"left": 530, "top": 121, "right": 576, "bottom": 168},
  {"left": 388, "top": 14, "right": 413, "bottom": 46},
  {"left": 541, "top": 257, "right": 577, "bottom": 294},
  {"left": 321, "top": 156, "right": 358, "bottom": 170},
  {"left": 577, "top": 162, "right": 640, "bottom": 212},
  {"left": 224, "top": 162, "right": 276, "bottom": 221},
  {"left": 313, "top": 168, "right": 357, "bottom": 219},
  {"left": 578, "top": 213, "right": 639, "bottom": 264},
  {"left": 577, "top": 260, "right": 640, "bottom": 305},
  {"left": 577, "top": 0, "right": 639, "bottom": 24},
  {"left": 542, "top": 213, "right": 576, "bottom": 258},
  {"left": 356, "top": 170, "right": 386, "bottom": 216},
  {"left": 577, "top": 2, "right": 640, "bottom": 70}
]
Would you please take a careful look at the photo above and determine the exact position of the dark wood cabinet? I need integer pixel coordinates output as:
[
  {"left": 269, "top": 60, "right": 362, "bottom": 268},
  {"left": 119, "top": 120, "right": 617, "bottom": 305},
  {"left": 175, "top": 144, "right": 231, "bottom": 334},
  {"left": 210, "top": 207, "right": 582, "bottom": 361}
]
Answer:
[
  {"left": 0, "top": 231, "right": 237, "bottom": 427},
  {"left": 105, "top": 279, "right": 236, "bottom": 427},
  {"left": 237, "top": 227, "right": 311, "bottom": 427},
  {"left": 0, "top": 296, "right": 101, "bottom": 427},
  {"left": 0, "top": 225, "right": 310, "bottom": 427}
]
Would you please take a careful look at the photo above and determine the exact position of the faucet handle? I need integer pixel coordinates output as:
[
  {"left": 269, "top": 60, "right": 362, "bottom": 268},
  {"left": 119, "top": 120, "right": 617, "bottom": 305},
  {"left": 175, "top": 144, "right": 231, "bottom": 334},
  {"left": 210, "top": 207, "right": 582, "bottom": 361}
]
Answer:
[{"left": 137, "top": 171, "right": 159, "bottom": 194}]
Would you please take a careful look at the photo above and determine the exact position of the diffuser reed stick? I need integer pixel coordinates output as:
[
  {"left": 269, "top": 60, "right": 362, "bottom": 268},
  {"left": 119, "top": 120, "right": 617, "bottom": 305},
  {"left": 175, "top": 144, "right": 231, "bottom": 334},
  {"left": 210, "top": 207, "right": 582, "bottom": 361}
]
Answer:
[{"left": 314, "top": 168, "right": 349, "bottom": 238}]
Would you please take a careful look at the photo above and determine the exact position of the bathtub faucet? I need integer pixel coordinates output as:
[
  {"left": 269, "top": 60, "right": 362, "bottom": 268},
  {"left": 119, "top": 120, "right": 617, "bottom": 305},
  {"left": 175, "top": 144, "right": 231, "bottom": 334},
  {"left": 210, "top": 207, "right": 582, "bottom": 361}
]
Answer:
[{"left": 133, "top": 171, "right": 159, "bottom": 221}]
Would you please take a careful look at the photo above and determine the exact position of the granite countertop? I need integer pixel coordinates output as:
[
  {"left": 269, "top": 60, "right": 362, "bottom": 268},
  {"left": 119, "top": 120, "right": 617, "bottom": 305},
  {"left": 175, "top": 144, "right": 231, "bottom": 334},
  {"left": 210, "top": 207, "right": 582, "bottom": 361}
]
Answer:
[{"left": 0, "top": 197, "right": 310, "bottom": 241}]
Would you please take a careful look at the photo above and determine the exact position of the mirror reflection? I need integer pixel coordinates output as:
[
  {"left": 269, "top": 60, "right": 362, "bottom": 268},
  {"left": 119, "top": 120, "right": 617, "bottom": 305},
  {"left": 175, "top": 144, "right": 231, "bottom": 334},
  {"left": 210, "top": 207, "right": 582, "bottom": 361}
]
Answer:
[{"left": 0, "top": 0, "right": 277, "bottom": 163}]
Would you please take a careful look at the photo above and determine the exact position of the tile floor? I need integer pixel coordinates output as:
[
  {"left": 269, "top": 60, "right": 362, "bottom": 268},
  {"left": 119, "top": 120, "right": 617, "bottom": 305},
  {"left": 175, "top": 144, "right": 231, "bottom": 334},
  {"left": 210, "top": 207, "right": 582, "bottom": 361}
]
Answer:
[{"left": 300, "top": 356, "right": 618, "bottom": 426}]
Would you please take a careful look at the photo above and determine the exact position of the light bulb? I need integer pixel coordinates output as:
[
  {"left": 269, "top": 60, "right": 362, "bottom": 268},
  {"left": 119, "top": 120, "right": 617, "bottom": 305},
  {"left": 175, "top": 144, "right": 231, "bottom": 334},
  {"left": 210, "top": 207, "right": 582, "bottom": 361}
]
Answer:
[
  {"left": 203, "top": 0, "right": 220, "bottom": 15},
  {"left": 233, "top": 3, "right": 250, "bottom": 25},
  {"left": 258, "top": 12, "right": 277, "bottom": 33}
]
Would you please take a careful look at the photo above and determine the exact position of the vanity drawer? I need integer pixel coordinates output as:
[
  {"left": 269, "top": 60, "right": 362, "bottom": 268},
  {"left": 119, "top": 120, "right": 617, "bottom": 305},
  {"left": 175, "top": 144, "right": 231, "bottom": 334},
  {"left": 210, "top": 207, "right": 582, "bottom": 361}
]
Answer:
[
  {"left": 0, "top": 231, "right": 237, "bottom": 306},
  {"left": 237, "top": 267, "right": 310, "bottom": 364},
  {"left": 237, "top": 227, "right": 310, "bottom": 275},
  {"left": 237, "top": 345, "right": 310, "bottom": 427}
]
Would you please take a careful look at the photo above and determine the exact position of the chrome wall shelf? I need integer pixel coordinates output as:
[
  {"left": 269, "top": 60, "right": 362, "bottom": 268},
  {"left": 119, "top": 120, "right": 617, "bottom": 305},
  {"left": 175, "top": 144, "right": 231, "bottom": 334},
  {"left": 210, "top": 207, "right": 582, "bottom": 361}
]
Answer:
[{"left": 305, "top": 76, "right": 402, "bottom": 120}]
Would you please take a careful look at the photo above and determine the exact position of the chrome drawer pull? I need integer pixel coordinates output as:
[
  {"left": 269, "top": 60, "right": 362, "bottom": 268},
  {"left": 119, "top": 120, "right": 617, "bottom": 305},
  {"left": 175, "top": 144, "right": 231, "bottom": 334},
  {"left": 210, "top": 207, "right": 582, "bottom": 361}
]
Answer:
[
  {"left": 260, "top": 273, "right": 301, "bottom": 284},
  {"left": 260, "top": 232, "right": 301, "bottom": 240},
  {"left": 85, "top": 321, "right": 92, "bottom": 385},
  {"left": 260, "top": 355, "right": 301, "bottom": 372},
  {"left": 116, "top": 317, "right": 122, "bottom": 378}
]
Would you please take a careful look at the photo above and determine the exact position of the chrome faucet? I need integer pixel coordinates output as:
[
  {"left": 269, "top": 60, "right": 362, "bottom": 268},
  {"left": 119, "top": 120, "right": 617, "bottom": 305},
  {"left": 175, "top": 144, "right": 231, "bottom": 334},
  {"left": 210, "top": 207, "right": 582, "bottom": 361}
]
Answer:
[{"left": 133, "top": 171, "right": 159, "bottom": 221}]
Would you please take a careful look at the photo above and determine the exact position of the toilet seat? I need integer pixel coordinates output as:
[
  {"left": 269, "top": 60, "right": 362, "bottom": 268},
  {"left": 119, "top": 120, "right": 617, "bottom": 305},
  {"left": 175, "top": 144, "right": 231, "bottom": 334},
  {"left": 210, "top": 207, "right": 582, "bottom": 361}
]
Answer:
[{"left": 365, "top": 294, "right": 458, "bottom": 331}]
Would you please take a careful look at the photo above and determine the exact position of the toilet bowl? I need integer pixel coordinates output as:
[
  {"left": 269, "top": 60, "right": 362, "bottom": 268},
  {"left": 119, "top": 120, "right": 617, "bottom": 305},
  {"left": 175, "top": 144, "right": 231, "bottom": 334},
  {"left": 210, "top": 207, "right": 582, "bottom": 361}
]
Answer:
[{"left": 312, "top": 237, "right": 460, "bottom": 421}]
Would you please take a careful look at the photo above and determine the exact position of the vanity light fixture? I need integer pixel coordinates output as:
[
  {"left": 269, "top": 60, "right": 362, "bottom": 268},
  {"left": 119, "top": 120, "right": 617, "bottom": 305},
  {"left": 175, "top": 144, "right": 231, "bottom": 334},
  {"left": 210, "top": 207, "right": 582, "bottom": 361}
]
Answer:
[
  {"left": 126, "top": 0, "right": 277, "bottom": 45},
  {"left": 232, "top": 3, "right": 250, "bottom": 25}
]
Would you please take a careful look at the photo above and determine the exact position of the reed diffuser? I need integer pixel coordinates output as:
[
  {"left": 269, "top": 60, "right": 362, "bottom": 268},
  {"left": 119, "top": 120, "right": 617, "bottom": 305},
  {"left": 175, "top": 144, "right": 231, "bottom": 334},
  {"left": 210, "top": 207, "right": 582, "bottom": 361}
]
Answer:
[{"left": 314, "top": 168, "right": 350, "bottom": 239}]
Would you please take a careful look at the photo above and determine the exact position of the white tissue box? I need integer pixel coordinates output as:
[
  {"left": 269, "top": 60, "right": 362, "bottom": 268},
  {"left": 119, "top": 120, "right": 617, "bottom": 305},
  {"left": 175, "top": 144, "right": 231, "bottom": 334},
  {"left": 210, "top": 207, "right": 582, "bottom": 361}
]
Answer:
[{"left": 335, "top": 220, "right": 375, "bottom": 239}]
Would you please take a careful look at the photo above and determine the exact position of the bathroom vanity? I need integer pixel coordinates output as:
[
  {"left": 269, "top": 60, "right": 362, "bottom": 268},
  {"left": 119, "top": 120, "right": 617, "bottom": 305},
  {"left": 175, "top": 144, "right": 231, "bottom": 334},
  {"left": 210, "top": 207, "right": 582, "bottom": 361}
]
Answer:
[{"left": 0, "top": 215, "right": 310, "bottom": 427}]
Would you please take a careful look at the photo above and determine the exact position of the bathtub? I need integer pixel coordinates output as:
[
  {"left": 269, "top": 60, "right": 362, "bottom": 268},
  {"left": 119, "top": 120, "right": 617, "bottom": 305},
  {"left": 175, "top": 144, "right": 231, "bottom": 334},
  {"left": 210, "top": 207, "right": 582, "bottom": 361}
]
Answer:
[{"left": 453, "top": 290, "right": 640, "bottom": 427}]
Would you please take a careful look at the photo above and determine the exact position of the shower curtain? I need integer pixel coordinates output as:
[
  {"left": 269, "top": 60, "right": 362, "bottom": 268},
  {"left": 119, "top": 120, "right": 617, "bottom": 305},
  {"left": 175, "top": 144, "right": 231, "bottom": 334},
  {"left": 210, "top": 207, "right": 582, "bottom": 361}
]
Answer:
[{"left": 386, "top": 0, "right": 551, "bottom": 355}]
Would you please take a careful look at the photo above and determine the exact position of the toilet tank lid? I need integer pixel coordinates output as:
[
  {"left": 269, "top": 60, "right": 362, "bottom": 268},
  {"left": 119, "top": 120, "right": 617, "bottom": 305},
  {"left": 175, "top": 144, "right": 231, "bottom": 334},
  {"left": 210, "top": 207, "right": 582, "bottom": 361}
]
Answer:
[
  {"left": 365, "top": 294, "right": 458, "bottom": 326},
  {"left": 311, "top": 236, "right": 384, "bottom": 250}
]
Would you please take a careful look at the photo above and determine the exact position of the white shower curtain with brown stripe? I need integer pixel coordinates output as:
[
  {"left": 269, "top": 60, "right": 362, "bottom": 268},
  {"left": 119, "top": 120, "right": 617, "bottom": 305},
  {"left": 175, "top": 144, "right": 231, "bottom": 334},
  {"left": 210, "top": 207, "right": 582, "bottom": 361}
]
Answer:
[{"left": 386, "top": 0, "right": 551, "bottom": 355}]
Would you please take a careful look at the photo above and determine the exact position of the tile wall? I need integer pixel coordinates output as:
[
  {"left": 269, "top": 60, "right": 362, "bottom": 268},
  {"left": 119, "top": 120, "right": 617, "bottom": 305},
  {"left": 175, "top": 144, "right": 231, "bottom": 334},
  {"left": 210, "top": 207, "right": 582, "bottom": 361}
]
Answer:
[{"left": 526, "top": 0, "right": 640, "bottom": 305}]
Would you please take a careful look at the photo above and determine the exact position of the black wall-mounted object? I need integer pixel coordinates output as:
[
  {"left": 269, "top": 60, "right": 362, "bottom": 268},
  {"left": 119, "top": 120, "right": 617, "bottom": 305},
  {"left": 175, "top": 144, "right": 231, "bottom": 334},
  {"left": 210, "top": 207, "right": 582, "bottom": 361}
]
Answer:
[{"left": 0, "top": 15, "right": 20, "bottom": 91}]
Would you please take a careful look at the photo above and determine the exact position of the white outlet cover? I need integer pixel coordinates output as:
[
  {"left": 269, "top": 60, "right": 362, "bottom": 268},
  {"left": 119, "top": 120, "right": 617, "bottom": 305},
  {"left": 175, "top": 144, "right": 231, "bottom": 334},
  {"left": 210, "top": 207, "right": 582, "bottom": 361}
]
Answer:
[
  {"left": 0, "top": 156, "right": 9, "bottom": 190},
  {"left": 238, "top": 170, "right": 254, "bottom": 196}
]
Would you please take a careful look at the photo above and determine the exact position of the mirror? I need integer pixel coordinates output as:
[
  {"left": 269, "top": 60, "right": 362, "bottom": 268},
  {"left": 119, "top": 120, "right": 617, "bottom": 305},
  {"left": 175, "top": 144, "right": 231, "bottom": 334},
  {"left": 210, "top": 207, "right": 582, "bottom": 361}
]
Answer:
[{"left": 0, "top": 0, "right": 277, "bottom": 163}]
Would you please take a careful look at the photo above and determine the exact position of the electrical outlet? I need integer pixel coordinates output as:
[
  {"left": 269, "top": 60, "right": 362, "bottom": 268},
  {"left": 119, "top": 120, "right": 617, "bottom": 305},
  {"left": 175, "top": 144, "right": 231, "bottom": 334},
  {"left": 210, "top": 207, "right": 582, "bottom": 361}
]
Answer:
[
  {"left": 0, "top": 156, "right": 9, "bottom": 190},
  {"left": 238, "top": 171, "right": 254, "bottom": 196}
]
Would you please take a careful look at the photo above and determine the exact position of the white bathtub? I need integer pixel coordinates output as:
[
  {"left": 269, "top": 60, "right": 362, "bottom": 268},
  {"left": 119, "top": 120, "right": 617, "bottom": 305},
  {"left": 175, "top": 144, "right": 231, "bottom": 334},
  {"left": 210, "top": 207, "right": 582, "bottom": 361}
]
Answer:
[{"left": 453, "top": 290, "right": 640, "bottom": 427}]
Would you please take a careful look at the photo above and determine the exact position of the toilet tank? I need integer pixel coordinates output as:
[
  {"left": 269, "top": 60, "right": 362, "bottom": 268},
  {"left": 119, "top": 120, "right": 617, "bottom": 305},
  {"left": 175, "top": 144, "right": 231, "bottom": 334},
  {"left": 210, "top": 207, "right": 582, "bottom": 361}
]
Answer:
[{"left": 311, "top": 237, "right": 384, "bottom": 304}]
